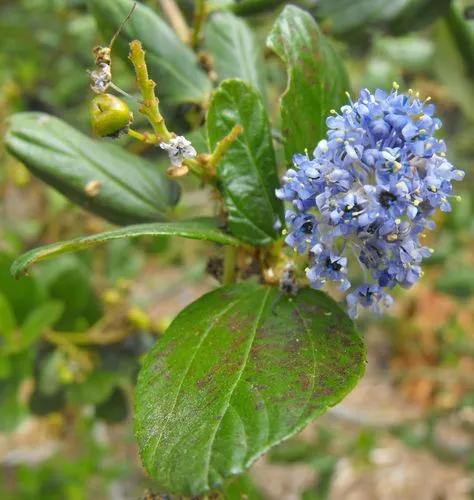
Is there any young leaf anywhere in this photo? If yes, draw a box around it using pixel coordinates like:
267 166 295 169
207 79 283 245
88 0 212 105
135 283 365 496
267 5 348 163
204 12 267 99
5 113 180 226
11 218 241 278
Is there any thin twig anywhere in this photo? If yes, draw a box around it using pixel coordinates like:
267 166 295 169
191 0 207 49
158 0 190 44
127 128 158 144
128 40 173 141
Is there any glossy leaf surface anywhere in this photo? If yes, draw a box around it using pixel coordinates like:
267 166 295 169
135 283 365 495
267 5 348 163
207 79 283 245
5 113 180 226
204 12 267 98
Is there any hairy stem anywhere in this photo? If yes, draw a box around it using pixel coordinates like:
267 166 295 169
128 40 173 141
127 128 158 144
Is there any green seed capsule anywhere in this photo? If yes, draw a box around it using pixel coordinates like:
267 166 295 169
90 93 133 137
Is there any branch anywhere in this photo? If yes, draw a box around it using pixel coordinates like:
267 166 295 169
128 40 173 141
158 0 190 44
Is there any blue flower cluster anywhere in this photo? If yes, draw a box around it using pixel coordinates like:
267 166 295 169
276 86 464 318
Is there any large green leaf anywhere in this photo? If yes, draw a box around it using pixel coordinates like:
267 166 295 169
207 79 283 245
5 113 180 226
11 218 241 278
88 0 211 105
267 5 348 163
204 12 267 99
135 283 365 495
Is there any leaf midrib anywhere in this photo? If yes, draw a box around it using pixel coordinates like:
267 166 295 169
148 298 242 474
11 125 164 214
219 87 279 239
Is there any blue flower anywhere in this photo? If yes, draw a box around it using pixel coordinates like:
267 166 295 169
276 86 464 318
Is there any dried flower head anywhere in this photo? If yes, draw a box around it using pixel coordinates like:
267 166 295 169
160 136 197 168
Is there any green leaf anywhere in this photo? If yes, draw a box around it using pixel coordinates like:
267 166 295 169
95 387 129 423
0 352 33 432
436 268 474 298
0 252 45 324
29 386 66 416
267 5 348 163
0 379 27 432
316 0 451 35
433 5 474 121
204 12 267 99
317 0 405 34
207 79 283 245
11 218 241 278
36 255 102 331
375 35 434 71
67 371 117 406
88 0 212 105
222 473 264 500
0 292 16 337
135 283 365 495
5 112 180 226
388 0 453 35
21 302 64 347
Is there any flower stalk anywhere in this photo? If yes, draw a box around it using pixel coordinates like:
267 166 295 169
128 40 173 142
207 124 243 175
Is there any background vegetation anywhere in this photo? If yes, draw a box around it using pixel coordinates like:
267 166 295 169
0 0 472 498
